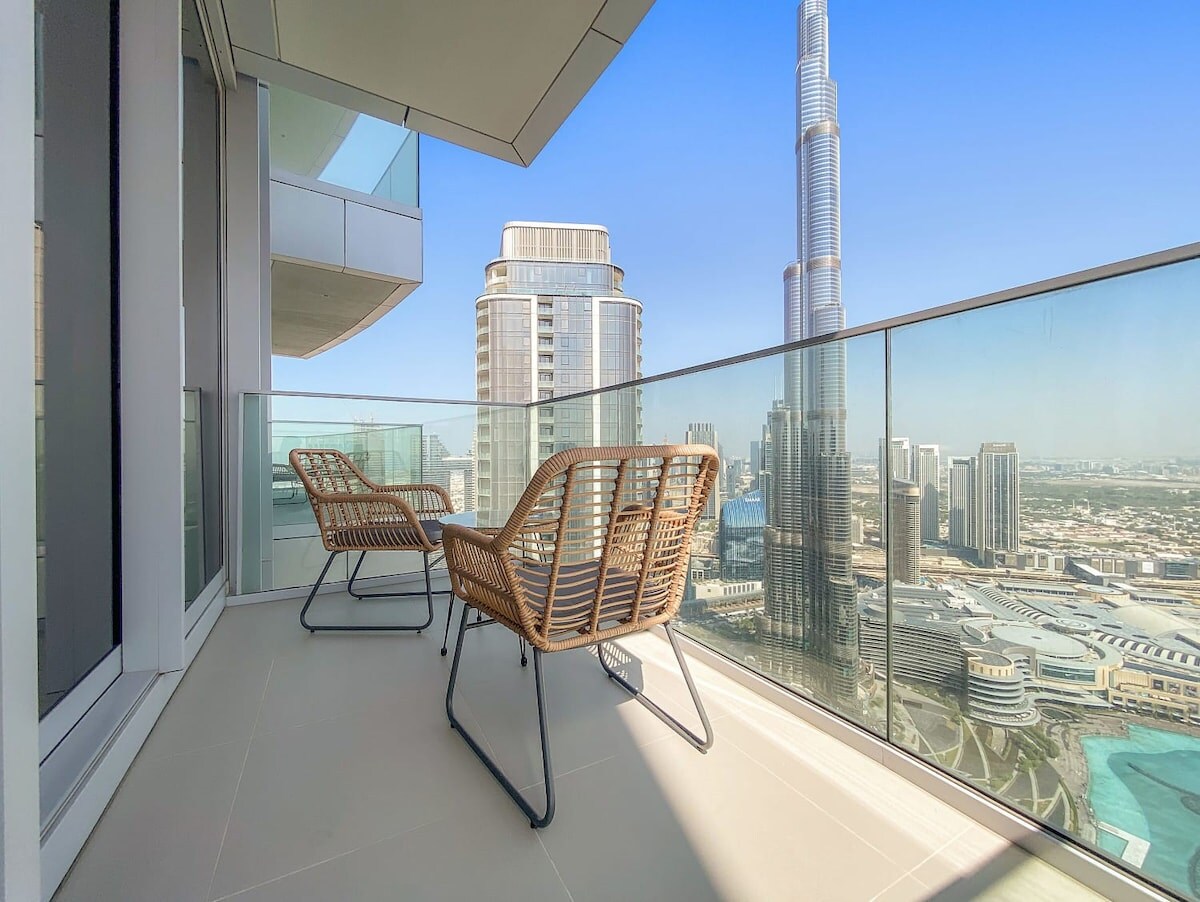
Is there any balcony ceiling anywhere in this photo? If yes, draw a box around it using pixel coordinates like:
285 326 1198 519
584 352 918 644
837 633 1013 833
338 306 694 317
217 0 654 165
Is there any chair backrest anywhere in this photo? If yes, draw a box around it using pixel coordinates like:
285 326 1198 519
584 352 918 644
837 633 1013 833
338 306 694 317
289 448 373 498
498 444 718 641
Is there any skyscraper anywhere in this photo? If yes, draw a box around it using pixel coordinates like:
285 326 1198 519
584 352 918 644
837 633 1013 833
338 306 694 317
474 222 642 523
889 480 922 584
761 0 858 710
947 455 978 550
719 490 766 581
911 443 940 543
422 433 476 514
977 442 1020 557
686 422 722 519
879 436 911 514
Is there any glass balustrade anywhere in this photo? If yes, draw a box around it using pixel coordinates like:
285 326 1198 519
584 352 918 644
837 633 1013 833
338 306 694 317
183 387 206 606
268 84 417 206
240 252 1200 900
239 393 524 594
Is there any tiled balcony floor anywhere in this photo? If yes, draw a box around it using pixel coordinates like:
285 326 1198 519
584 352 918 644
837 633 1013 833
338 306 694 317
56 590 1103 901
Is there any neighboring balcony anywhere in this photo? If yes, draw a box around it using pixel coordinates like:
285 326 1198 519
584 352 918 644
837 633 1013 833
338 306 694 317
269 169 422 359
268 85 423 359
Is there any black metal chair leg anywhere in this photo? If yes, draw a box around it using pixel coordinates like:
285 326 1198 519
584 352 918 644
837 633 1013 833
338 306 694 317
301 551 437 633
299 550 340 633
440 595 455 656
446 606 555 828
598 622 714 752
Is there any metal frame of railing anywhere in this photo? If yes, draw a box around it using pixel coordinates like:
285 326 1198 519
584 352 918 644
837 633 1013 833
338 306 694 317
250 241 1200 412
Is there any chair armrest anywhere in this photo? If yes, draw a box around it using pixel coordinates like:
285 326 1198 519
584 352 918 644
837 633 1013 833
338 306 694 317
442 523 518 605
374 483 454 517
311 491 423 533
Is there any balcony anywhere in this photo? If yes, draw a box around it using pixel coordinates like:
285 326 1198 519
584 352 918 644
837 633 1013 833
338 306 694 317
61 246 1200 900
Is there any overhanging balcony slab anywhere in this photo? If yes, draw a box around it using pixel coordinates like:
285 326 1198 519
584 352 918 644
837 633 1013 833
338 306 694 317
210 0 654 165
269 172 422 358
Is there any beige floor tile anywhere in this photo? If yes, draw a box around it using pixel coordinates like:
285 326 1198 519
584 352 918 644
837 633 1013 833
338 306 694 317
872 875 934 901
254 629 446 735
298 586 447 630
208 598 308 659
139 646 271 761
219 803 568 902
717 707 977 869
911 827 1102 900
54 740 248 902
536 734 907 902
208 696 500 899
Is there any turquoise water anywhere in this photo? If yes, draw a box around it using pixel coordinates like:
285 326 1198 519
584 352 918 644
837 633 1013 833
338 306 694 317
1083 724 1200 899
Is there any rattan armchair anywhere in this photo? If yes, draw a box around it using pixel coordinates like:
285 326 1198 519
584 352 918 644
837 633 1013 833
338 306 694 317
442 444 719 827
289 449 455 634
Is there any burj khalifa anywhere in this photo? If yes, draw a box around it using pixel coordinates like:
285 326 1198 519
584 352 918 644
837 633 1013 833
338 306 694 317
761 0 858 709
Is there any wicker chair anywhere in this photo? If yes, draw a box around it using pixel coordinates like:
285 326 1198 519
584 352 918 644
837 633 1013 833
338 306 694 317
442 444 719 827
289 449 455 635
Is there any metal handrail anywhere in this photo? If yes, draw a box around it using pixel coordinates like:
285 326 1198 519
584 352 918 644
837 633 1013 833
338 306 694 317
534 241 1200 407
246 241 1200 411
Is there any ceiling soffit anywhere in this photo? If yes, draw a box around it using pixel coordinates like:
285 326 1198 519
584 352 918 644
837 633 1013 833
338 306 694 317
218 0 654 165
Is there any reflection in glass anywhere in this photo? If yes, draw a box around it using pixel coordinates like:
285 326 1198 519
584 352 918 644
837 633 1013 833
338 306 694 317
182 0 223 606
540 333 887 734
268 84 417 205
36 0 120 716
888 260 1200 900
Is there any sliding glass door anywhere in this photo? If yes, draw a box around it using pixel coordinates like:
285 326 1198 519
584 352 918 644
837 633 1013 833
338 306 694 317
35 0 120 718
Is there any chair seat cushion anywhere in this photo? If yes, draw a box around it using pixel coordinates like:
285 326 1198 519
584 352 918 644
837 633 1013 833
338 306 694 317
326 518 443 550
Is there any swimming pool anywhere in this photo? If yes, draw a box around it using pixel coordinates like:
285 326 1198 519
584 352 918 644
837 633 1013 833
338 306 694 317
1083 724 1200 899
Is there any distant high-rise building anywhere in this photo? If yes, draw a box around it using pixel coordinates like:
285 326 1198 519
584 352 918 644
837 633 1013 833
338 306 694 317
474 222 641 523
879 436 911 514
947 455 978 550
762 0 858 710
889 480 922 584
719 490 766 581
911 443 940 543
977 442 1020 555
421 434 475 513
686 422 722 519
749 439 762 490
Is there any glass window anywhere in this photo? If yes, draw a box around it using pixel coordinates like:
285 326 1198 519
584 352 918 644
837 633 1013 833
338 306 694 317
36 0 120 716
182 0 223 606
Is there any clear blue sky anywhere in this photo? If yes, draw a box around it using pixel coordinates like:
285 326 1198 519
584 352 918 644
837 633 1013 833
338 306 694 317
273 0 1200 458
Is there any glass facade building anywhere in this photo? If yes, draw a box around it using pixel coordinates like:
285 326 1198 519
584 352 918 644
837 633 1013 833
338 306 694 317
718 490 766 581
475 222 642 524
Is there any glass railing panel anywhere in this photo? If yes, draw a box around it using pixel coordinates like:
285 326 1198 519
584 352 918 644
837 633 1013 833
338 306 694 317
268 84 417 204
183 387 205 606
887 257 1200 901
540 328 887 734
370 131 418 207
239 393 522 595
